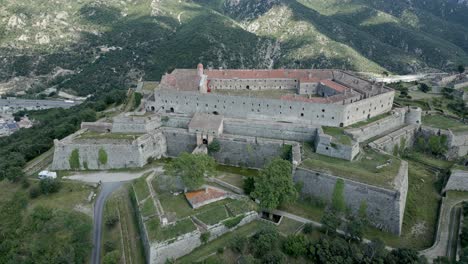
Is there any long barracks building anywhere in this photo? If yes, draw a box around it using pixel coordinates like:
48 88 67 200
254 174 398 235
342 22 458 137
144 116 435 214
146 64 395 127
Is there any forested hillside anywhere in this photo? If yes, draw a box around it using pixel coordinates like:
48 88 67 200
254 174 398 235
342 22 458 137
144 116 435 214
1 0 467 96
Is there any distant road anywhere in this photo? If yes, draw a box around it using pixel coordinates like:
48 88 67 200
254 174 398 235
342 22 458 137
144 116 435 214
0 98 81 113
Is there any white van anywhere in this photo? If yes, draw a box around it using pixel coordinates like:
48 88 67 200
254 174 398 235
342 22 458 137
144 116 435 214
38 170 57 180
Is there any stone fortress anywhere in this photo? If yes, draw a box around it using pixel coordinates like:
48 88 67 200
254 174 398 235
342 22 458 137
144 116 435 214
53 64 468 244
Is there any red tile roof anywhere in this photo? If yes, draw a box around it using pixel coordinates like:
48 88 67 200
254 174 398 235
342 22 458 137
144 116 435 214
185 187 227 207
320 80 348 93
205 69 334 80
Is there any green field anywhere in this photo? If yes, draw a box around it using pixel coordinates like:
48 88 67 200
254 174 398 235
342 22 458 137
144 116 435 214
301 146 401 188
277 217 304 235
196 205 229 226
322 127 352 145
348 112 391 128
76 131 144 141
147 218 197 242
422 115 468 132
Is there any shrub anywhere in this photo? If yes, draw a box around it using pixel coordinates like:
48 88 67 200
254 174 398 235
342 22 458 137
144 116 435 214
104 241 116 253
303 223 314 234
228 234 247 253
102 250 120 264
105 214 119 228
99 148 108 165
222 214 244 228
69 149 80 169
243 177 255 195
200 232 210 244
217 247 224 254
21 178 30 189
332 179 345 213
29 186 41 198
207 139 221 154
39 179 61 195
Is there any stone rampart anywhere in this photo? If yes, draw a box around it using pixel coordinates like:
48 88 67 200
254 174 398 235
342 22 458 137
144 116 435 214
162 114 318 142
51 131 166 170
369 124 418 154
345 108 406 142
419 126 468 159
315 128 359 160
112 115 161 133
293 161 408 235
162 127 295 169
80 122 112 132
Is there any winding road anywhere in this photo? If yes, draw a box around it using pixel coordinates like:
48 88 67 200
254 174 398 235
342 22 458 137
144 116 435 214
91 182 124 264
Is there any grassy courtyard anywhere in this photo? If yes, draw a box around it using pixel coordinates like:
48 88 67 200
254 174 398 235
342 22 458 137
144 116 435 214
322 126 352 145
422 114 468 132
301 146 401 189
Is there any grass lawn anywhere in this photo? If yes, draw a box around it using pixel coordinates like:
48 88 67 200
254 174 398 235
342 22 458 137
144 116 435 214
158 192 194 218
405 151 455 170
348 112 391 128
394 97 430 110
422 115 468 132
76 131 144 141
132 174 151 202
322 126 352 145
177 221 269 263
279 198 325 223
140 198 157 217
147 218 197 242
216 164 259 178
301 146 401 188
226 199 257 216
364 161 442 250
196 205 229 226
277 217 304 235
217 173 245 189
142 81 159 91
30 180 94 212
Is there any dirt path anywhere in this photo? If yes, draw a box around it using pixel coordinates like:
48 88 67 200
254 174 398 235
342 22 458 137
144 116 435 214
64 167 163 183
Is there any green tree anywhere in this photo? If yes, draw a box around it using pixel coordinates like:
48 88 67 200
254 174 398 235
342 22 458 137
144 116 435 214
207 139 221 154
5 166 25 182
103 250 121 264
428 135 448 156
385 248 428 264
283 234 308 257
251 158 297 210
321 209 340 235
39 178 62 195
332 179 346 213
243 176 255 195
250 225 280 257
419 83 431 93
164 153 216 191
346 217 364 241
228 234 247 253
458 64 466 74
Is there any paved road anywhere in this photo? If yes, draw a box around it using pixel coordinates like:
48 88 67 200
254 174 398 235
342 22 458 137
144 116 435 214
447 205 462 262
91 182 124 264
64 167 162 183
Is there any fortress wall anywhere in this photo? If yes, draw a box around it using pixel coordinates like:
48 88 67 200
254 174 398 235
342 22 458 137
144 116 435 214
315 131 359 160
162 128 197 157
212 135 290 169
152 90 346 127
162 128 291 169
293 163 408 235
345 109 406 142
51 132 166 170
369 125 418 154
343 91 395 127
112 116 161 133
80 122 112 132
161 114 318 142
52 140 143 170
222 119 317 142
209 78 298 90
